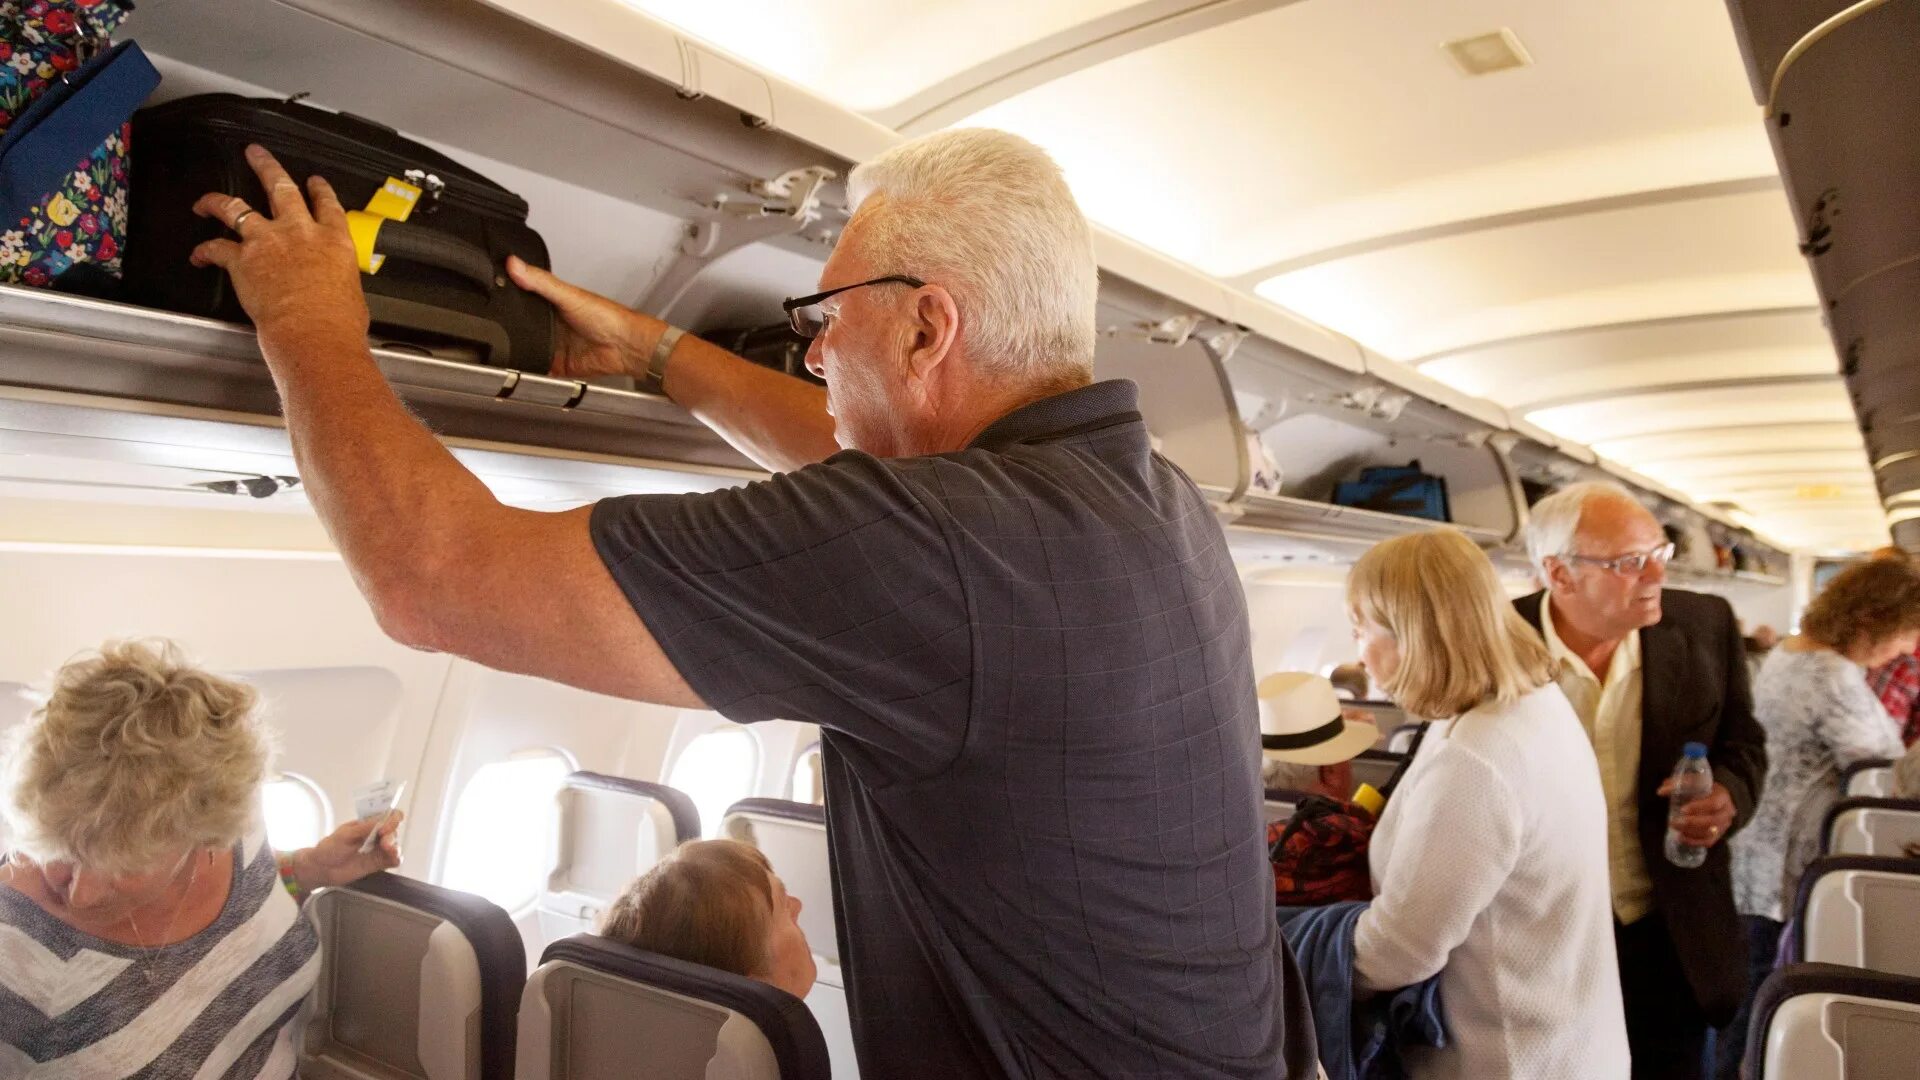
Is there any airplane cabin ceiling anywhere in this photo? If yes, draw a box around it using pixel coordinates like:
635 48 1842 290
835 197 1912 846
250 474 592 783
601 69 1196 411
617 0 1883 549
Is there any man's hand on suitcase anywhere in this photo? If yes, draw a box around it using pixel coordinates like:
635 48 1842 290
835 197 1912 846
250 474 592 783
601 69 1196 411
507 256 660 382
189 144 370 354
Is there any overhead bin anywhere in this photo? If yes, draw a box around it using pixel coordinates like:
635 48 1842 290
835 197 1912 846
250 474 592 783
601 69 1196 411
1743 0 1919 312
0 0 1800 570
0 287 762 509
1724 0 1918 548
1722 1 1866 99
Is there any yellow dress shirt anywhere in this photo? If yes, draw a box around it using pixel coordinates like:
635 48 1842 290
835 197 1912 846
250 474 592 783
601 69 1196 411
1543 597 1654 925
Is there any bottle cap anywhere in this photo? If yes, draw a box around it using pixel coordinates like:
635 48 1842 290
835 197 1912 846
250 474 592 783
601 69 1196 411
1351 783 1386 818
1683 742 1708 759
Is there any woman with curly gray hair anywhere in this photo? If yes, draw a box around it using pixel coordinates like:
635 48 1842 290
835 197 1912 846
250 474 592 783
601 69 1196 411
0 640 402 1078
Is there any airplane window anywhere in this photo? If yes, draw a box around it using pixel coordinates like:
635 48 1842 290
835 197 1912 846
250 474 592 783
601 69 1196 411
790 742 824 805
440 749 574 912
669 727 760 837
262 772 331 852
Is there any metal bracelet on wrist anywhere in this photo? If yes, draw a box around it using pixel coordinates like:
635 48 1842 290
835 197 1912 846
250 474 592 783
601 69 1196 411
640 325 684 396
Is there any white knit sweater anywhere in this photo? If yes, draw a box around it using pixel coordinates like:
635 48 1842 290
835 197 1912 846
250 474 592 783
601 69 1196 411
1354 684 1630 1080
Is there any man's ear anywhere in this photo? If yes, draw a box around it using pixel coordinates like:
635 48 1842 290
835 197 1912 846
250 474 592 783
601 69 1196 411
1542 557 1575 594
904 284 961 389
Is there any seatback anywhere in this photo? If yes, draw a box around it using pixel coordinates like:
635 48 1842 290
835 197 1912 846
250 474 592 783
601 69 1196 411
1845 759 1895 799
1263 789 1304 825
718 798 860 1078
1823 797 1920 857
1351 749 1409 795
1795 857 1920 978
1746 963 1920 1080
720 799 836 968
516 934 831 1080
538 772 700 950
302 872 526 1080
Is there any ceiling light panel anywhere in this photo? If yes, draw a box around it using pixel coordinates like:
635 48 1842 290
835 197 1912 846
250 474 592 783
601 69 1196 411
1527 382 1856 447
621 0 1145 111
1255 189 1814 360
959 0 1769 276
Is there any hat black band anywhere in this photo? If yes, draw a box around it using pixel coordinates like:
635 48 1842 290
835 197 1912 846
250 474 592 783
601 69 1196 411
1261 715 1346 751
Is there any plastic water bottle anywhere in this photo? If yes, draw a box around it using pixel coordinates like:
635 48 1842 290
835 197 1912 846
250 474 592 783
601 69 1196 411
1665 742 1713 869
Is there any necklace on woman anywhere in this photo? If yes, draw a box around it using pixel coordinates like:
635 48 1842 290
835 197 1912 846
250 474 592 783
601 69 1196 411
122 853 202 985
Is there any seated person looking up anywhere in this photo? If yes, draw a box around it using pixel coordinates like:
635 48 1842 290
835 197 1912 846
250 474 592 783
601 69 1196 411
599 839 816 1000
0 640 402 1079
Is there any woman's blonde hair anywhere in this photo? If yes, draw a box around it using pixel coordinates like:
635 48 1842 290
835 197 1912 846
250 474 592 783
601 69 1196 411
1349 529 1556 719
2 640 269 876
599 839 776 978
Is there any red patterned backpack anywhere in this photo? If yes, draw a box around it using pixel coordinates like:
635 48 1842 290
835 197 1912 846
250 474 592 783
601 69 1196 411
1267 794 1376 906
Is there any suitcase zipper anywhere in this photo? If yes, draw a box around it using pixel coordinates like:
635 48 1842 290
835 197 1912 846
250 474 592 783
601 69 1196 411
190 115 527 219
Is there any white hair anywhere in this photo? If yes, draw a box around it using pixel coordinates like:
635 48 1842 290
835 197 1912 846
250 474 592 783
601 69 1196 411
847 128 1099 386
1525 481 1649 577
2 640 271 875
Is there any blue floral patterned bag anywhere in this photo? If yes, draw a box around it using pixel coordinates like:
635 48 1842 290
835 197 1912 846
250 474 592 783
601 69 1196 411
0 0 157 290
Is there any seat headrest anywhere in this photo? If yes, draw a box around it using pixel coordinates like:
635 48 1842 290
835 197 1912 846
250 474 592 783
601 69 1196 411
539 934 831 1080
1842 758 1896 782
724 798 826 826
1820 796 1920 854
345 872 527 1080
1792 854 1920 961
1744 963 1920 1079
568 771 702 842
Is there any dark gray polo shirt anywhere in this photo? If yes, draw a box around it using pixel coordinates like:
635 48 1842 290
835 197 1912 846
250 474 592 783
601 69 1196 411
590 380 1315 1079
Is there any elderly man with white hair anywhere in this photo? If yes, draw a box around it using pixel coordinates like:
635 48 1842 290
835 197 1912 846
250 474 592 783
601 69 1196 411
184 131 1316 1078
1513 482 1767 1080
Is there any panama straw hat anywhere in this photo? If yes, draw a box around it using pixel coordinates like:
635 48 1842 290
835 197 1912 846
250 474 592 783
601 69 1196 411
1257 671 1379 766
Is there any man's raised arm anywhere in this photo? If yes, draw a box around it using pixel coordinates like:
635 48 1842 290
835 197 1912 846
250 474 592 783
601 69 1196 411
506 260 841 474
190 146 702 706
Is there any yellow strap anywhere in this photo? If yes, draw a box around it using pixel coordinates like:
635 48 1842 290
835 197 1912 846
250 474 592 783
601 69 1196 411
345 210 386 274
364 177 422 223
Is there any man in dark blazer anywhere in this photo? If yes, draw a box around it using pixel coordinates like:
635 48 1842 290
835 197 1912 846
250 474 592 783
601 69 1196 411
1517 482 1767 1080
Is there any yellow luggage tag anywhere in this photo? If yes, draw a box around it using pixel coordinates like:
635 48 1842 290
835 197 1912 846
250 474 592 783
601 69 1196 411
346 176 423 274
1351 782 1386 818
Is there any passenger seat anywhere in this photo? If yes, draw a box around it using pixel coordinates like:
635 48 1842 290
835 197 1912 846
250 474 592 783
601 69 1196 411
1263 790 1304 824
517 933 832 1080
1844 759 1896 799
720 799 836 967
1821 796 1920 858
537 772 701 953
302 872 526 1080
1794 856 1920 978
720 798 858 1079
1742 963 1920 1079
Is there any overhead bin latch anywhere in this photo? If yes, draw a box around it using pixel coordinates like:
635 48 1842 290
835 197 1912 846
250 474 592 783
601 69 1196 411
1333 385 1412 422
638 166 838 322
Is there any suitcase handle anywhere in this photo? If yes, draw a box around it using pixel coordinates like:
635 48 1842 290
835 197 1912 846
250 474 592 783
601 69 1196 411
372 220 498 293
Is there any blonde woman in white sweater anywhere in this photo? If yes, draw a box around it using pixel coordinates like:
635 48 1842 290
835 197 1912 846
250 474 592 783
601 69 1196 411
1348 529 1629 1080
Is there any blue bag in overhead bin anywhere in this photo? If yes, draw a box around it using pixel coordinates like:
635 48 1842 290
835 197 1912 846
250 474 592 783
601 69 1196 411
1332 460 1452 522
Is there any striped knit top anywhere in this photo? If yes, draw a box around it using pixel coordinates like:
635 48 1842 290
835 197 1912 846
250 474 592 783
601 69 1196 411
0 830 320 1079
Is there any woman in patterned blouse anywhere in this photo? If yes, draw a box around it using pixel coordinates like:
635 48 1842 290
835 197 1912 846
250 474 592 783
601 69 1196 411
0 640 402 1079
1722 557 1920 1074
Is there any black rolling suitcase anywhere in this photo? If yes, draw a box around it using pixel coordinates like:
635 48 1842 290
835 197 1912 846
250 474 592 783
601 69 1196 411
124 94 554 372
